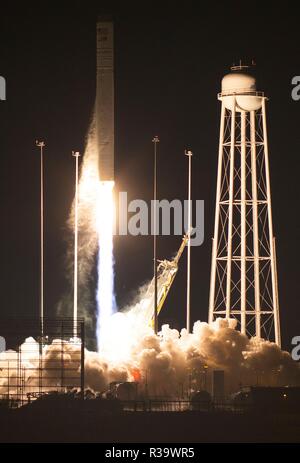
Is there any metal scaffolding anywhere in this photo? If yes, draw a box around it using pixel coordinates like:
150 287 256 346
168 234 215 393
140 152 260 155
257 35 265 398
0 318 85 407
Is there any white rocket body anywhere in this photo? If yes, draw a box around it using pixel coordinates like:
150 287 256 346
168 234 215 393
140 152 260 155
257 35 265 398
96 20 114 182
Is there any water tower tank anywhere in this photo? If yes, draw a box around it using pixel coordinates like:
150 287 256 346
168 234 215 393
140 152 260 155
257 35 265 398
219 68 263 111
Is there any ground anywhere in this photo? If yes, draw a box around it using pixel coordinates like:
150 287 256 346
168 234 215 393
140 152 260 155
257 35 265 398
1 404 300 443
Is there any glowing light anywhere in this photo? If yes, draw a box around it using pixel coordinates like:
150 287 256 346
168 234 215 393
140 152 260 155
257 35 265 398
131 368 142 382
96 181 116 351
100 312 133 362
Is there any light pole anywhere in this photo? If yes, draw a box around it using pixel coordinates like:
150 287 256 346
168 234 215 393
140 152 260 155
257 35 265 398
36 140 45 339
152 136 159 334
72 151 80 339
185 149 193 333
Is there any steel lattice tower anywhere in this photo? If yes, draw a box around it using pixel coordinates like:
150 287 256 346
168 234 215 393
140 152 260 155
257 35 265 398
208 65 281 346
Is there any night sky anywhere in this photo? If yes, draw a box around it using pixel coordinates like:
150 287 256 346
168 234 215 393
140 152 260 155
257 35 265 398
0 1 299 350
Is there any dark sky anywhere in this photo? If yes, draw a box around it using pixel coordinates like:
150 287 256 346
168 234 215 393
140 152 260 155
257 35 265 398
0 1 299 350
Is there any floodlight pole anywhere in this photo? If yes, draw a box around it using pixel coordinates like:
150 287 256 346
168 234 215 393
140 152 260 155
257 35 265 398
185 149 193 333
72 151 80 339
152 136 159 334
36 140 45 340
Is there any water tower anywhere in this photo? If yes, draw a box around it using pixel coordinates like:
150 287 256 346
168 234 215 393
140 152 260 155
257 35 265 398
208 64 281 346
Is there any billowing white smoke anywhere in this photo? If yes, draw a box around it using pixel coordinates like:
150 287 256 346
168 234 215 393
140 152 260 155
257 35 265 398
92 312 300 396
1 314 299 399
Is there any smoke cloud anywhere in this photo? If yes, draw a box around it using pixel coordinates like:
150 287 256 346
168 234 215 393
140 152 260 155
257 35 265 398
1 312 299 400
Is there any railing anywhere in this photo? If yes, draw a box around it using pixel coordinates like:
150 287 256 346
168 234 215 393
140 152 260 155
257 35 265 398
218 90 265 98
121 400 251 413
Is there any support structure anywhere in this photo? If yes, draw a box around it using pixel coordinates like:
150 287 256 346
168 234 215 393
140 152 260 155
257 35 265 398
208 65 281 346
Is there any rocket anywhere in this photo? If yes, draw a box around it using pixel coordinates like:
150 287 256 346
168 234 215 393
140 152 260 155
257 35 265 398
96 18 114 182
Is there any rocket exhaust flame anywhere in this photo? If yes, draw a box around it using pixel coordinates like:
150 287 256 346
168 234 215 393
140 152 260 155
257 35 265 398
96 181 116 351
